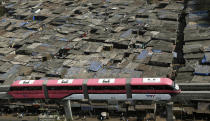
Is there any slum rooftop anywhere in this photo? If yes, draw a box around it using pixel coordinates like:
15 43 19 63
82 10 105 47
0 0 209 85
175 0 210 83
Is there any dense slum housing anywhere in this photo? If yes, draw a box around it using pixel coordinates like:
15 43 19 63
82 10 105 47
175 0 210 83
0 0 210 120
0 0 183 85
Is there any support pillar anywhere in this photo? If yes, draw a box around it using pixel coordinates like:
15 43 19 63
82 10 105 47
166 102 173 121
154 102 156 121
64 100 73 121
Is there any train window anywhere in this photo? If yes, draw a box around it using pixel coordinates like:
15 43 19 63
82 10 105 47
10 86 42 91
131 85 148 90
47 86 82 90
88 86 125 90
131 85 173 90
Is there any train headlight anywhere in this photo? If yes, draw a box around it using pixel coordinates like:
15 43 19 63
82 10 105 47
175 84 179 90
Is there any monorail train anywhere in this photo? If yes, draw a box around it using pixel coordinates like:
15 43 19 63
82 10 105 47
8 78 180 101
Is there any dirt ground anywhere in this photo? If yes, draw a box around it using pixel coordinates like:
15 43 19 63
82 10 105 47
0 115 38 121
0 115 167 121
0 115 207 121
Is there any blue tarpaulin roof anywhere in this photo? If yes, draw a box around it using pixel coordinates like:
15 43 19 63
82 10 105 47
202 53 210 64
19 22 28 27
152 49 162 53
1 19 6 22
58 38 68 42
0 65 21 80
89 61 102 72
120 29 132 38
5 4 15 8
189 10 209 19
194 65 210 76
202 55 207 64
136 50 148 60
65 67 82 78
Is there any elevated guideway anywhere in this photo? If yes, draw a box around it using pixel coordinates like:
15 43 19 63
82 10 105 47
173 91 210 101
173 83 210 101
0 85 12 99
178 83 210 91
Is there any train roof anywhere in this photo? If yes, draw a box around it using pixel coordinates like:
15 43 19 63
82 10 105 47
11 80 44 87
131 78 173 86
87 78 126 86
47 79 84 86
10 78 173 87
